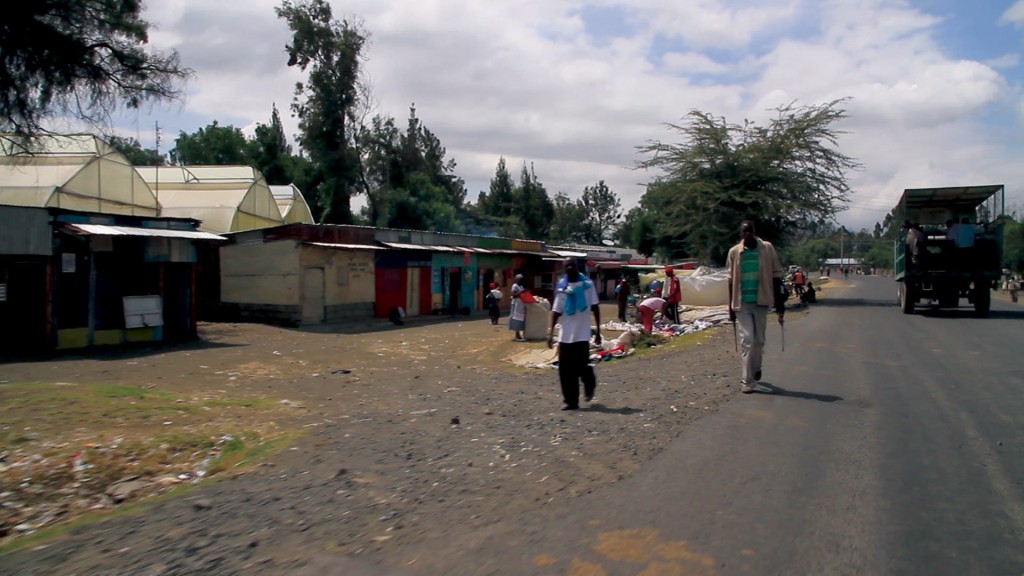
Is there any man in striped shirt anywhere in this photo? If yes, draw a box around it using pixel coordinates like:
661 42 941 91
726 220 786 394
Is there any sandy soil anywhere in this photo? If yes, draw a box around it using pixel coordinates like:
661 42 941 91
0 303 755 575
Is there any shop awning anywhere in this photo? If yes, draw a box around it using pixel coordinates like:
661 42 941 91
64 223 226 240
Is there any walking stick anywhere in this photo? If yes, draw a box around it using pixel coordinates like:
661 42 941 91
781 322 785 352
732 320 738 353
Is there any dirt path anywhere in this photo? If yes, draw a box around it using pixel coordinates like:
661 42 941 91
1 305 743 575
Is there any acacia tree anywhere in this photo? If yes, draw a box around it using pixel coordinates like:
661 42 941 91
277 0 366 224
579 180 623 244
1 0 191 146
636 99 860 263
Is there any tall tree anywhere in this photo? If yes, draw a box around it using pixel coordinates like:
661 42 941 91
1 0 191 146
108 135 164 165
477 157 516 218
169 121 250 165
476 157 519 236
548 192 588 244
515 162 554 241
579 180 623 244
249 104 293 185
618 206 658 256
277 0 366 224
1003 216 1024 273
354 106 465 232
636 99 860 263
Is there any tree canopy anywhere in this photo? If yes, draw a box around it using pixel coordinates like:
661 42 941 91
108 135 164 166
355 106 466 232
635 99 860 264
1 0 191 145
579 180 623 244
548 192 588 244
248 104 293 185
169 121 250 165
277 0 366 224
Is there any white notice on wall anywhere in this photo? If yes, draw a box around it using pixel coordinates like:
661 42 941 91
0 283 6 302
123 295 164 328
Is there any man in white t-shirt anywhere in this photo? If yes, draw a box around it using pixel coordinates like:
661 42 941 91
547 260 602 410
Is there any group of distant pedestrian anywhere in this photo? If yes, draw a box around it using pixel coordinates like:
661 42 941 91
482 218 797 409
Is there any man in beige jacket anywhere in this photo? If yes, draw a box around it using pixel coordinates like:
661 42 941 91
726 220 786 393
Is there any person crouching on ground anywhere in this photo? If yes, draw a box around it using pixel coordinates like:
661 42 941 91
509 274 527 341
486 282 502 325
547 260 602 411
800 281 817 304
726 220 786 394
637 295 667 333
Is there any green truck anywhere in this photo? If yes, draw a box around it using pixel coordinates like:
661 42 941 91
893 185 1005 316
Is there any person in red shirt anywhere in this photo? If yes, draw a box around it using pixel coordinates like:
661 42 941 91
792 268 806 295
664 266 682 324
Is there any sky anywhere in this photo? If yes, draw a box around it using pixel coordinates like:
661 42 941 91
115 0 1024 232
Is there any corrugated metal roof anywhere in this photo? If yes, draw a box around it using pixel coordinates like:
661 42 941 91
379 241 459 252
899 185 1003 212
65 223 226 240
305 241 381 251
548 249 588 257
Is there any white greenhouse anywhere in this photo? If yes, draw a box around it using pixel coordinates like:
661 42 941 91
0 134 158 216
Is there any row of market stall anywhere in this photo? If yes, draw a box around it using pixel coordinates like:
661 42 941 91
0 133 650 352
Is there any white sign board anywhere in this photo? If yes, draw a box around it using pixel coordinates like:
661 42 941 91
123 295 163 328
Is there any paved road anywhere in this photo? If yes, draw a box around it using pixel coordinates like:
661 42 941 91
362 276 1024 575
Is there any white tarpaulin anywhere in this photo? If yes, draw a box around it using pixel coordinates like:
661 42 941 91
679 266 729 306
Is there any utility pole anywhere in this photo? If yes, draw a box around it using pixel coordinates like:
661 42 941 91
154 121 161 212
839 225 845 268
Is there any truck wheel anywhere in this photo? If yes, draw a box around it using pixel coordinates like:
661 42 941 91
973 285 990 317
899 282 915 314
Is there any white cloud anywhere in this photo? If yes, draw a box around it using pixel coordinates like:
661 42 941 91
1001 0 1024 27
128 0 1023 233
662 52 728 74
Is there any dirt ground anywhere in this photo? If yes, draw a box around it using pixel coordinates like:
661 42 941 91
0 297 800 575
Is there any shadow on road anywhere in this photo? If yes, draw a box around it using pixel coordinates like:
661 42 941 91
814 297 897 308
911 307 1024 320
756 382 844 403
0 337 243 366
585 403 644 415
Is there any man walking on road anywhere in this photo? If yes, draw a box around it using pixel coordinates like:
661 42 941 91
726 220 786 394
548 260 602 410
